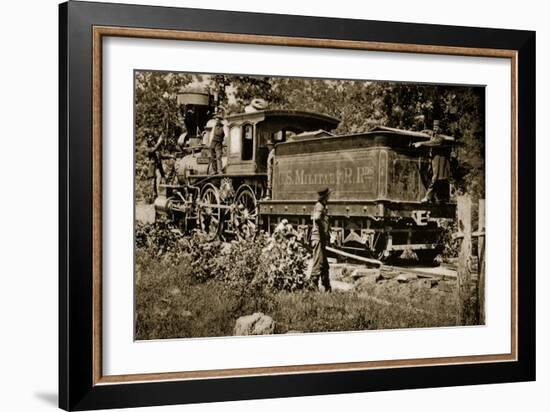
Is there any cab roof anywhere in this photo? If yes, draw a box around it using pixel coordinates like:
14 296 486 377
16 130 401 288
225 109 340 131
371 126 456 143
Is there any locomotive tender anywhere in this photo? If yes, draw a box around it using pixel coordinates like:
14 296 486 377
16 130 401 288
154 92 455 264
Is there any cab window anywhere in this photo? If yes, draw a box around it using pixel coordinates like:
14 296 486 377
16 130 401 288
229 127 241 154
242 124 254 161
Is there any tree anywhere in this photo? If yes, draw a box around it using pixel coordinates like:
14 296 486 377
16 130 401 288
134 71 193 200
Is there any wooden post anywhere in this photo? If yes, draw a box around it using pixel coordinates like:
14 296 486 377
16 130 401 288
477 199 486 324
457 195 472 325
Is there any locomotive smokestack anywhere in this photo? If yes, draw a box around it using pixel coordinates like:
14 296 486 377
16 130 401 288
176 86 215 138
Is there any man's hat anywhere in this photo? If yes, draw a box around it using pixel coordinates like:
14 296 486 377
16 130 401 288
317 187 331 199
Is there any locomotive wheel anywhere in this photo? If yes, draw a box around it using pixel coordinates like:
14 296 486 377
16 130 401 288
198 184 222 241
233 186 258 240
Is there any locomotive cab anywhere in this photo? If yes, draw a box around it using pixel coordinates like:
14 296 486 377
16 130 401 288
224 110 340 174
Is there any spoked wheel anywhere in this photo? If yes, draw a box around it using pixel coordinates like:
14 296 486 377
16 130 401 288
233 186 258 240
198 184 222 241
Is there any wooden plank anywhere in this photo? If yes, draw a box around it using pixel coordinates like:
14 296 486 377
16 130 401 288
326 246 381 267
381 264 457 280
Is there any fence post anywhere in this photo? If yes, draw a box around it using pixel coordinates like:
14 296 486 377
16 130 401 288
477 199 486 324
457 195 472 325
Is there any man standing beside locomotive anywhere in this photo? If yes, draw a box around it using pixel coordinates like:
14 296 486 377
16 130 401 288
310 187 332 292
210 116 225 174
146 133 165 202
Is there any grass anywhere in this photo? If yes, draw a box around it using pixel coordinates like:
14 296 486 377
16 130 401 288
135 249 460 340
135 250 276 339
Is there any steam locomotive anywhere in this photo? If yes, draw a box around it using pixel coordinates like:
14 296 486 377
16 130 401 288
153 88 456 264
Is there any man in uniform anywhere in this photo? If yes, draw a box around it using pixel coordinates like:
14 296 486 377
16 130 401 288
210 116 225 174
414 120 452 203
310 187 332 292
176 124 189 150
146 133 165 201
265 140 275 199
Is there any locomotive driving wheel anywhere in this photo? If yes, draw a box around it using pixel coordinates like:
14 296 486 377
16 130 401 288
198 184 222 241
233 185 258 241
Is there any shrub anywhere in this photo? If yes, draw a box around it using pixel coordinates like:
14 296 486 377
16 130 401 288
437 218 459 259
136 219 313 293
135 217 188 261
257 221 313 292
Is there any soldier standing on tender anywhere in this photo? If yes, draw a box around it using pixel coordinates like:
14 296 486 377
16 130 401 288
414 120 452 203
310 187 332 292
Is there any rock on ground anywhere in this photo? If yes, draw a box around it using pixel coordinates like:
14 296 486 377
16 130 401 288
328 264 350 280
330 280 355 292
234 313 275 336
354 274 383 290
350 268 381 281
418 278 439 289
396 273 418 283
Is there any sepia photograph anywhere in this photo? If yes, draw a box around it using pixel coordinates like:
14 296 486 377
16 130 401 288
134 71 486 340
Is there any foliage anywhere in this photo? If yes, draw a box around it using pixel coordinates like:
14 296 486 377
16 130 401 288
135 218 188 262
257 220 313 292
135 219 312 293
135 251 241 339
437 218 460 259
134 71 194 201
273 281 457 334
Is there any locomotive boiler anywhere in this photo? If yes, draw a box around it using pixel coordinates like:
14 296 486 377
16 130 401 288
154 93 455 264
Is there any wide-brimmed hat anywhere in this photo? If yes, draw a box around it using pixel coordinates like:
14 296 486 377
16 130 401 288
317 187 331 199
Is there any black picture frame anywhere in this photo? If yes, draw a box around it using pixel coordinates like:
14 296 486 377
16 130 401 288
59 1 536 410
